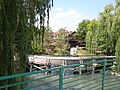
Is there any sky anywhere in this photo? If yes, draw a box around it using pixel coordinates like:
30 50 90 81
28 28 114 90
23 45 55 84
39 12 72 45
49 0 115 32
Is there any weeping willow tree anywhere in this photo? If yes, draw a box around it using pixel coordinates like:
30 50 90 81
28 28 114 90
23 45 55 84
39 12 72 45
84 2 119 56
96 4 114 54
0 0 53 89
114 0 120 71
85 1 120 55
0 1 18 89
86 19 99 54
76 0 120 70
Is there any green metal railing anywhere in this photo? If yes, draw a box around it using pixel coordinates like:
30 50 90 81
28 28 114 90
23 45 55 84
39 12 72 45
0 60 120 90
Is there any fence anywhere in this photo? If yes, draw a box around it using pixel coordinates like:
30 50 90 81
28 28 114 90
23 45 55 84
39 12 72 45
0 60 120 90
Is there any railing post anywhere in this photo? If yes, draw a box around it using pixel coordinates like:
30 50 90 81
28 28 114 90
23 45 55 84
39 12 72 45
102 59 106 90
30 62 33 72
59 67 63 90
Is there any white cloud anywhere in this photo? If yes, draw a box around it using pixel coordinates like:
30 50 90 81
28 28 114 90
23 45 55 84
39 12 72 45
49 8 98 32
34 7 98 32
55 8 63 12
53 8 83 19
73 13 84 19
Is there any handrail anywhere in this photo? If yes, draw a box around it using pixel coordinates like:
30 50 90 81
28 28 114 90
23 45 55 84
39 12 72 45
0 59 119 90
0 60 112 80
0 68 59 80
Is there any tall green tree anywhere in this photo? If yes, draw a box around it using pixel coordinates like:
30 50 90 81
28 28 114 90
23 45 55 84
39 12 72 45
0 1 18 89
98 4 114 54
86 19 99 54
76 20 90 42
114 0 120 71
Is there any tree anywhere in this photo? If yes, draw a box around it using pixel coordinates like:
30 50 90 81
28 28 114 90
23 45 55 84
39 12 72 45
86 19 99 54
76 20 90 41
98 4 114 54
0 1 18 89
54 28 69 55
76 1 120 58
115 36 120 71
114 0 120 71
43 27 54 54
0 0 53 89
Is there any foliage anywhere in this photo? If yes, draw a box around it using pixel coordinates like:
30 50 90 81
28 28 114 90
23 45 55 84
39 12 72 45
86 19 99 54
115 36 120 71
98 4 114 54
43 27 55 54
114 0 120 71
0 0 53 89
53 28 70 55
76 0 120 68
76 20 90 41
76 1 119 55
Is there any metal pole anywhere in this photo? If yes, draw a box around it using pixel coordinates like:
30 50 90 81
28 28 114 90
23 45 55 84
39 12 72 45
30 63 33 72
79 60 83 74
59 67 63 90
102 59 106 90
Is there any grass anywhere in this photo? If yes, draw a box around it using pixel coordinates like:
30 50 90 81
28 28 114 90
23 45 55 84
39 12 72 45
75 47 96 56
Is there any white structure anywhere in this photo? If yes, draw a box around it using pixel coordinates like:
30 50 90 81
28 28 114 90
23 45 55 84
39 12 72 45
27 55 116 66
70 47 77 55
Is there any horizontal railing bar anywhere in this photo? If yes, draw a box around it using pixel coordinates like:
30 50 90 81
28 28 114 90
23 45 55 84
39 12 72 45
98 83 120 90
105 76 120 80
105 80 120 85
64 80 83 89
63 74 85 80
62 60 114 69
44 78 59 83
63 73 101 82
63 72 102 80
63 74 80 79
0 60 114 81
0 68 60 81
88 83 101 90
104 82 120 88
63 75 101 85
68 69 102 75
44 84 59 90
22 79 59 90
0 74 58 89
85 80 101 87
64 77 87 85
108 86 120 90
64 76 101 89
75 81 101 90
74 79 101 90
1 59 118 90
105 85 120 90
105 79 120 82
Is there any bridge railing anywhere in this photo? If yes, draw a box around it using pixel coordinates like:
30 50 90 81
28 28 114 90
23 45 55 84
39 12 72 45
0 60 120 90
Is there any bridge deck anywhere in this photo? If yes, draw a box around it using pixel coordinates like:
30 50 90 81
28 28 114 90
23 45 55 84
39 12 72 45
28 55 116 65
